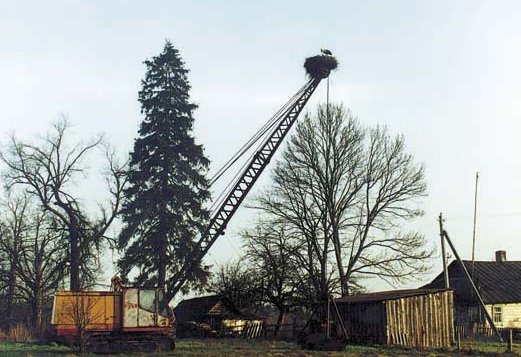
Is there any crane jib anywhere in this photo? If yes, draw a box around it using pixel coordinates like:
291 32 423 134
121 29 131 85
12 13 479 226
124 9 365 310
163 76 323 304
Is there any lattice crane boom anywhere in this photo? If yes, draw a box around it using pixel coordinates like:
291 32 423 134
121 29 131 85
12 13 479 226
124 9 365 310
164 75 325 303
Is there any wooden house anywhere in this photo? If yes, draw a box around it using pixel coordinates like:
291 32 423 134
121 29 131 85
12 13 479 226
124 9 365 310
423 251 521 332
334 288 454 348
174 295 263 337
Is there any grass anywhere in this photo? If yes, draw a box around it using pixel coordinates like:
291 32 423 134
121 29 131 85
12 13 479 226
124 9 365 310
1 339 520 356
0 341 72 356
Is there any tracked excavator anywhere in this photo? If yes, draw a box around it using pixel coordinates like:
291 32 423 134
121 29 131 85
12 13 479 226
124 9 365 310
50 53 336 352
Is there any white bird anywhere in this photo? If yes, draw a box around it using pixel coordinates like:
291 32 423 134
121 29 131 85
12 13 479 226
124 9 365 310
321 49 332 56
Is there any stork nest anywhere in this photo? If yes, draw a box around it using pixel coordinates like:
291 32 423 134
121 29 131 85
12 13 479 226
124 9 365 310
304 55 338 79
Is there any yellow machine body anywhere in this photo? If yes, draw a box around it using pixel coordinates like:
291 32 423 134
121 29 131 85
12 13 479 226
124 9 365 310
51 287 172 336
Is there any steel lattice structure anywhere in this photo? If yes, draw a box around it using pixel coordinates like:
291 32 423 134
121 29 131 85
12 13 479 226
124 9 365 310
164 76 323 302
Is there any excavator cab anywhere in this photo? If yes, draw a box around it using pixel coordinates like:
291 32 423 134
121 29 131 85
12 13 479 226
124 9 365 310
121 288 171 328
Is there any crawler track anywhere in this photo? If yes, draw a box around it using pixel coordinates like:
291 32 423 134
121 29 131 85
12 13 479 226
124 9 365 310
86 332 175 353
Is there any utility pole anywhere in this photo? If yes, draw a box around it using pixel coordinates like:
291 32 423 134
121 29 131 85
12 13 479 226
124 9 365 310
442 229 503 342
471 172 479 276
438 213 449 288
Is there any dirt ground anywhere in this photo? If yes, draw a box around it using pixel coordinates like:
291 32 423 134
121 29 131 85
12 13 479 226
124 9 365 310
0 339 520 356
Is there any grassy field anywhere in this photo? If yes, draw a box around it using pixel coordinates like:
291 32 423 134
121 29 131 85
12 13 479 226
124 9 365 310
1 339 520 356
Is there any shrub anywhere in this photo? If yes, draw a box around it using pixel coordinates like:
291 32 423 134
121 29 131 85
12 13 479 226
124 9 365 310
177 321 217 338
0 329 8 342
8 324 31 342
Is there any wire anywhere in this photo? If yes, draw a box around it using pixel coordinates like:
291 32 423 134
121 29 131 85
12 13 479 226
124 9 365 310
208 80 313 214
209 85 305 185
208 80 311 186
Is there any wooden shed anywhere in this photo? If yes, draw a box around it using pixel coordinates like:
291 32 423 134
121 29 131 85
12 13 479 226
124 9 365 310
334 288 454 348
175 295 243 326
174 295 263 337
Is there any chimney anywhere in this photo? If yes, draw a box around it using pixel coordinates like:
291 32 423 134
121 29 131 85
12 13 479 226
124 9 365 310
495 250 507 262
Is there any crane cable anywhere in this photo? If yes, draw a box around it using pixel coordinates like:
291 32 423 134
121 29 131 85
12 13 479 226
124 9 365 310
208 80 311 187
208 79 313 214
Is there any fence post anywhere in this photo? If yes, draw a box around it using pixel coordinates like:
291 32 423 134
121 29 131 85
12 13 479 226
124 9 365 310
457 331 461 351
508 329 513 353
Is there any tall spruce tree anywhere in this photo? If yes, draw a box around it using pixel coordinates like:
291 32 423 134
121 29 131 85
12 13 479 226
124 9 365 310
118 40 211 292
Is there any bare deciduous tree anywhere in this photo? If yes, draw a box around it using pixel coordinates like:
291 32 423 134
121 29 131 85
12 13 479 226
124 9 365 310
340 125 431 292
0 194 68 335
62 293 102 353
254 104 431 303
0 194 28 331
208 260 262 311
0 119 127 291
17 212 68 336
242 221 301 336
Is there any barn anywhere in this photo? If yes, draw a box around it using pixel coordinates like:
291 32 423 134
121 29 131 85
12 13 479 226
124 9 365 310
423 251 521 333
334 288 454 348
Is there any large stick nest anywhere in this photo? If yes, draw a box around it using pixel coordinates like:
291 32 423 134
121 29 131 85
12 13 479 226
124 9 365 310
304 55 338 79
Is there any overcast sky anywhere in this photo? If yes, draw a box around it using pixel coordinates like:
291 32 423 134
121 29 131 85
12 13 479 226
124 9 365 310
1 0 521 291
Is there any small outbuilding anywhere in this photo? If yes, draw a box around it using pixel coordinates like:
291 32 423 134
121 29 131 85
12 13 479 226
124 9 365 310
334 288 454 348
174 295 263 337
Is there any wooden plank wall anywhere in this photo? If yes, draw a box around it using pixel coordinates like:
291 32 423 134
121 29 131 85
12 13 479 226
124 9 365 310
336 302 387 344
385 291 454 348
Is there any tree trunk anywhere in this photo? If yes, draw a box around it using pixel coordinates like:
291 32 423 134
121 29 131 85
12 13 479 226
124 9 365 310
157 223 167 289
79 328 87 354
33 236 43 337
274 307 287 337
30 293 43 338
158 258 166 289
319 252 328 322
70 226 80 291
331 223 348 296
5 263 16 331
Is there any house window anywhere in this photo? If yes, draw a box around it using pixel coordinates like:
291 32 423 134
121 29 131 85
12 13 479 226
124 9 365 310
493 306 502 323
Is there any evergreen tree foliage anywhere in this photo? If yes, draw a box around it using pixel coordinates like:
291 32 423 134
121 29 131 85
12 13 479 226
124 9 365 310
118 40 211 291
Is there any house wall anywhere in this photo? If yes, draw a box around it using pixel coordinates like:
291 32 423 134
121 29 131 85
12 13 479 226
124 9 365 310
209 301 225 315
454 304 481 328
222 319 263 333
486 303 521 328
454 302 521 331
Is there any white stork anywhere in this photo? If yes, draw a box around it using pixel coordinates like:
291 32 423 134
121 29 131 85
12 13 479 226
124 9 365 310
321 49 332 56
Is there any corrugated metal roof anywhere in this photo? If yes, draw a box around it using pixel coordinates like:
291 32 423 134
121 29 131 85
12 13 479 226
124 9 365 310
335 288 449 304
423 260 521 304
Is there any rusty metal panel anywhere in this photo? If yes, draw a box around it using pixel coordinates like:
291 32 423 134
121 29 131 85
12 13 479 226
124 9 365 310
124 288 139 327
